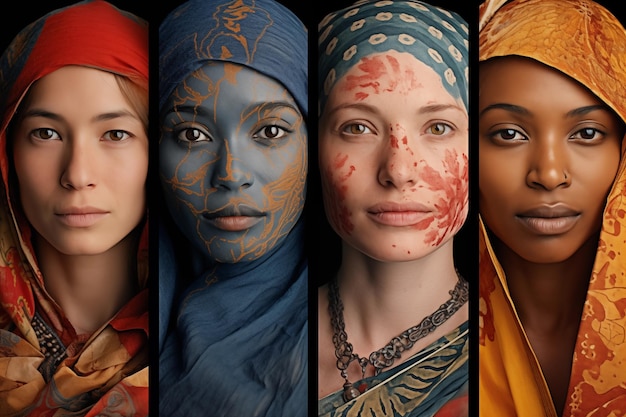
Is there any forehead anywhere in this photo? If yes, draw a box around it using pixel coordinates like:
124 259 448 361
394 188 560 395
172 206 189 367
328 50 459 107
479 56 599 105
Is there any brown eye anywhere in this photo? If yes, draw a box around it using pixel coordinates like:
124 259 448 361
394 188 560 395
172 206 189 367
343 123 371 135
254 125 287 140
574 128 600 140
495 128 524 141
105 130 130 141
178 128 210 142
33 128 59 140
428 122 450 135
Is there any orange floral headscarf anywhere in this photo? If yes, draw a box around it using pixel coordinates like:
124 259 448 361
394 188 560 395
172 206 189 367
479 0 626 415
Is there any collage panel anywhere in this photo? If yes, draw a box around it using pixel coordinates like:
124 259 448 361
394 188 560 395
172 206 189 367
2 0 626 416
156 0 309 415
477 0 626 415
313 0 473 416
0 1 150 415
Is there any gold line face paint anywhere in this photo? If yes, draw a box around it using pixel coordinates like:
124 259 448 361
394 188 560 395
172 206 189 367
160 62 307 263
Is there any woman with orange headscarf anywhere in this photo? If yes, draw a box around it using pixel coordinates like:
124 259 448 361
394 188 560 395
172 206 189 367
0 1 149 415
479 0 626 415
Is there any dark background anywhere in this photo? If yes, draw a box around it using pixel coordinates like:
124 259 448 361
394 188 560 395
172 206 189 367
1 1 624 416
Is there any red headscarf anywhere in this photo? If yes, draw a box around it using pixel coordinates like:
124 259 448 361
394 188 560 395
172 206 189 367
0 1 149 416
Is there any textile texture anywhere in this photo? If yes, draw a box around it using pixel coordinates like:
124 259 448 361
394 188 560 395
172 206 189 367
479 0 626 415
0 1 149 416
317 0 468 115
318 323 469 417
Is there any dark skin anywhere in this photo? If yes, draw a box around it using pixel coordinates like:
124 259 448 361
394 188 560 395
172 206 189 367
479 57 623 415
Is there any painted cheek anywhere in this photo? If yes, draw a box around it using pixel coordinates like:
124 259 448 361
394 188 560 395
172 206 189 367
323 152 356 236
264 138 307 235
420 149 469 246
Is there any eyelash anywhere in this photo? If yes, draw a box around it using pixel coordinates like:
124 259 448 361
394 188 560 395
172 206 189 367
339 122 455 137
490 127 604 142
175 124 291 144
30 128 132 142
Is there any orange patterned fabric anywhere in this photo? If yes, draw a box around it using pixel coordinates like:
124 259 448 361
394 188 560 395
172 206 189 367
479 0 626 415
0 1 149 416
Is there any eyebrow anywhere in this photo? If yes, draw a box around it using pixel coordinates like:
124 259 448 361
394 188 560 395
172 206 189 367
565 104 611 117
21 108 139 123
479 103 530 118
418 103 466 115
480 103 612 119
326 102 465 118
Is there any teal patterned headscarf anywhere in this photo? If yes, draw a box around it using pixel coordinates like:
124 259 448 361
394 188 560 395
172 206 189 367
318 0 468 115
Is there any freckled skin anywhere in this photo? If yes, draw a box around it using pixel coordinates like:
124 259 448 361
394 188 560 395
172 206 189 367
160 62 307 263
319 51 468 262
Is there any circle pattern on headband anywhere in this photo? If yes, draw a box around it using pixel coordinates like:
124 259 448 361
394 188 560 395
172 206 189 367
318 0 468 116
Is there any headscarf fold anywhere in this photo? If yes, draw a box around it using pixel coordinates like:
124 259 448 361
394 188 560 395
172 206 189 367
158 0 308 415
479 0 626 415
317 0 469 115
159 0 307 117
0 1 149 415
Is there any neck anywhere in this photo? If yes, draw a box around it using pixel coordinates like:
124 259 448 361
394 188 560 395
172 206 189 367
336 238 465 354
492 233 595 334
36 232 139 335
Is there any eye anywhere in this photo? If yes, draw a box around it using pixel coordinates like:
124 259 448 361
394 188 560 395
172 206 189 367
177 127 211 143
426 122 452 136
32 128 60 141
254 125 287 140
571 127 602 141
492 128 526 141
104 130 131 142
342 123 372 135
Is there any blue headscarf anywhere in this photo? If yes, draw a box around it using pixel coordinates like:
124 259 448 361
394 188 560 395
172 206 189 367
318 0 468 115
159 0 307 116
158 1 308 416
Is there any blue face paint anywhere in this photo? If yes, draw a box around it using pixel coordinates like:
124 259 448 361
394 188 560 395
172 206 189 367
160 62 307 263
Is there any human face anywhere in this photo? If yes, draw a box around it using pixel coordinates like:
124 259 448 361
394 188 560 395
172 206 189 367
479 57 622 263
319 51 468 262
12 66 148 256
160 62 307 263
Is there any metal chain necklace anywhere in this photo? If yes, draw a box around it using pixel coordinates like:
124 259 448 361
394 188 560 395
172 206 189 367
328 273 469 403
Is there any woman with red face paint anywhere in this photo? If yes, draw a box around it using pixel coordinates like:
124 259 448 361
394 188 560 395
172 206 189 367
479 0 626 415
316 1 470 416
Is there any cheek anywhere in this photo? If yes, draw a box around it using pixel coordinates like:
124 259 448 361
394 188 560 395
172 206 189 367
422 149 469 246
320 148 357 236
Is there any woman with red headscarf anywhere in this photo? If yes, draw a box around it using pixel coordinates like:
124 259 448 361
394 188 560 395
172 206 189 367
0 1 149 415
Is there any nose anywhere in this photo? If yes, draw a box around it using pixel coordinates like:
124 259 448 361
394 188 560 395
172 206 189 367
209 139 253 190
60 139 96 190
526 136 571 191
377 132 418 190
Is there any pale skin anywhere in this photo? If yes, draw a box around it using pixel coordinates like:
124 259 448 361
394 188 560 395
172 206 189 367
317 51 468 399
479 57 623 415
11 66 148 335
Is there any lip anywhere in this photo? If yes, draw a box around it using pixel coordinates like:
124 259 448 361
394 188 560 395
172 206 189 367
203 205 265 232
516 203 581 235
368 202 433 227
55 207 110 228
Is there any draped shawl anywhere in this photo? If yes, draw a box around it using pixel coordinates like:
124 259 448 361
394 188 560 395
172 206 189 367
0 1 149 416
478 0 626 415
158 0 308 415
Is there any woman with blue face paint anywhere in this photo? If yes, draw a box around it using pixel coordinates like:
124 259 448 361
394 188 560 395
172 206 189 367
317 1 470 416
158 0 308 415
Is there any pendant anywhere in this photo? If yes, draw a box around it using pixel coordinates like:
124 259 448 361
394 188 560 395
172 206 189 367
342 381 361 402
